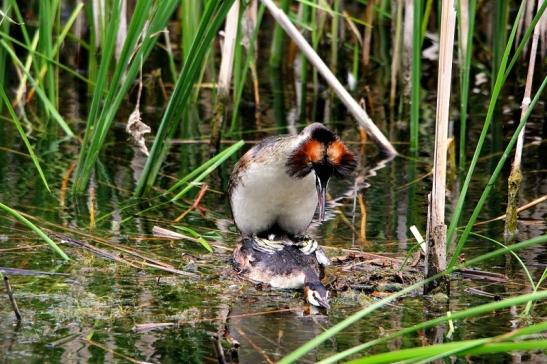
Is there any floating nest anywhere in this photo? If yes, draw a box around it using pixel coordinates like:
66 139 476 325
323 249 423 299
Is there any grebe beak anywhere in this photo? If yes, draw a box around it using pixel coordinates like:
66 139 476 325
315 175 327 221
316 295 330 309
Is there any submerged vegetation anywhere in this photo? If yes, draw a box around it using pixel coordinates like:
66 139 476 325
0 0 546 362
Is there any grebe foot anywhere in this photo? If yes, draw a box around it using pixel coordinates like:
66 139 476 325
252 235 285 254
295 237 318 255
315 247 331 267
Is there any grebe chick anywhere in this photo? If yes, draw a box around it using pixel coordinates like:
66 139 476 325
233 237 330 309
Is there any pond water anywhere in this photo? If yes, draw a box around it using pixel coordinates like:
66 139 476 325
1 28 546 364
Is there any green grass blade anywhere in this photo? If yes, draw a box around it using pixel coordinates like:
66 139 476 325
320 292 547 364
349 339 547 364
38 0 56 106
269 0 289 67
74 0 178 193
73 0 122 191
0 1 12 114
0 85 50 192
278 234 547 364
449 75 547 267
135 0 236 195
458 0 476 168
170 141 244 201
0 40 74 137
348 322 547 364
0 202 69 261
446 0 527 246
175 226 213 252
166 141 244 195
0 30 92 86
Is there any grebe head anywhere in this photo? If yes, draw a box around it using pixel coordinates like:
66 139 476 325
287 123 356 221
304 281 330 309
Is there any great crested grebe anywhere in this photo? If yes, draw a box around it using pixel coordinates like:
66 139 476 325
233 237 330 308
228 123 356 245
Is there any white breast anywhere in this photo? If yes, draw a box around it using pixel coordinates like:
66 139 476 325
230 160 318 236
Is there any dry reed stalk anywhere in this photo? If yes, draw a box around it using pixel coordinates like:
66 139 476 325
88 173 96 229
59 161 77 209
402 0 413 97
425 0 456 293
260 0 397 155
390 0 403 109
504 0 542 241
92 0 105 47
210 0 240 153
358 193 367 243
541 4 547 58
115 0 127 60
517 0 536 52
13 33 39 108
459 0 469 56
243 0 261 125
218 1 239 97
476 194 547 226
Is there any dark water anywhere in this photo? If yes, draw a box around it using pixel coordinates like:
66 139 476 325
1 42 546 364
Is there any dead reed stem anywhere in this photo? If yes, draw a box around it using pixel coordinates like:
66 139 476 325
210 0 240 153
260 0 397 156
390 0 403 109
426 0 456 293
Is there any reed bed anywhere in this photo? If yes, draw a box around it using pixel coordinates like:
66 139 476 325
0 0 545 362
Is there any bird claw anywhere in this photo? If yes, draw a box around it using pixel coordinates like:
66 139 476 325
315 247 331 267
251 235 331 266
296 237 318 255
252 235 285 254
295 236 331 266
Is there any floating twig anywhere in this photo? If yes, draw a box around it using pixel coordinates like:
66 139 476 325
174 184 208 222
474 195 547 226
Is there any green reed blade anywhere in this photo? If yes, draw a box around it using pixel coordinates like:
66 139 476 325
457 0 476 168
348 338 547 364
74 0 176 193
38 0 57 107
170 141 244 201
0 40 75 137
73 0 122 191
446 0 546 246
135 0 236 196
0 85 50 192
0 202 69 261
321 293 547 364
0 1 12 114
278 234 547 364
449 75 547 267
269 0 289 67
348 321 547 364
0 31 93 86
6 0 40 77
410 0 422 151
181 0 203 61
